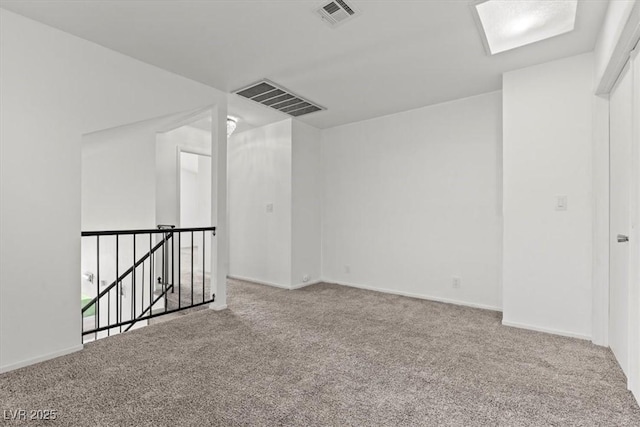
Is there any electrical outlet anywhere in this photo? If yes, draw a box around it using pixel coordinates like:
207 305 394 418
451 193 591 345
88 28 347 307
452 277 461 289
344 265 350 274
266 203 274 213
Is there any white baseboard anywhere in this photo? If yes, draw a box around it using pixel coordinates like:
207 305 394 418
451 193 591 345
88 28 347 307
209 303 228 311
325 278 502 312
502 320 591 341
0 344 84 374
229 275 290 289
228 275 321 291
291 279 322 290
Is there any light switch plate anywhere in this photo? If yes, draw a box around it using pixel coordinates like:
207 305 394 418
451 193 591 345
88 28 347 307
556 195 568 211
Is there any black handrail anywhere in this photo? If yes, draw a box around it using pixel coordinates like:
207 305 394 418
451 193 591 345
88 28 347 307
82 226 216 237
81 233 172 313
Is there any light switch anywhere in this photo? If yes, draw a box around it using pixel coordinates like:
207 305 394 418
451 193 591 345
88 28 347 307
555 195 567 211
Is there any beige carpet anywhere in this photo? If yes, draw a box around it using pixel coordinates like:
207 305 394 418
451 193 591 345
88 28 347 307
1 279 639 426
148 269 212 325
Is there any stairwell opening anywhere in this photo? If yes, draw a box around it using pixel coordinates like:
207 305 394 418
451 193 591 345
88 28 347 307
80 109 216 342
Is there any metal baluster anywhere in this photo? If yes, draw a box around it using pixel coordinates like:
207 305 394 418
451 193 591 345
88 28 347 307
107 286 110 336
149 234 153 316
162 232 167 312
171 232 175 294
107 236 111 336
96 236 100 342
141 259 144 317
202 230 205 303
132 236 136 321
191 231 194 306
117 235 120 333
178 232 181 310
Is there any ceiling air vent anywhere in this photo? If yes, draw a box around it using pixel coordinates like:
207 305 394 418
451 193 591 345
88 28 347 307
316 0 359 28
233 80 326 117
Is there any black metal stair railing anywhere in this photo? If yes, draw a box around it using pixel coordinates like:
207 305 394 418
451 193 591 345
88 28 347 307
81 225 216 342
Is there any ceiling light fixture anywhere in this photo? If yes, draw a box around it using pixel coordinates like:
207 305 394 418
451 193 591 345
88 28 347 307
471 0 578 55
227 116 238 137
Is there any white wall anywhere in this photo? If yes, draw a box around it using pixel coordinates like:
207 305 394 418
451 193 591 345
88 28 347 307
291 121 322 287
82 116 174 231
198 155 212 227
157 125 212 227
228 119 293 287
592 94 610 347
502 53 594 340
0 9 224 372
321 92 503 310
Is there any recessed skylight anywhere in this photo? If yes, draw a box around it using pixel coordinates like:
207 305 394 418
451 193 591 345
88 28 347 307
472 0 578 55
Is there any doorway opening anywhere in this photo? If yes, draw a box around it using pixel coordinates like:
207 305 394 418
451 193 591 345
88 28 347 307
179 150 212 279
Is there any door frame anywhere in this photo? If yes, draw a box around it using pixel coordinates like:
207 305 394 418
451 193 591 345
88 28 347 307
592 0 640 350
608 55 634 380
592 4 640 402
176 147 212 229
596 46 639 400
627 46 640 400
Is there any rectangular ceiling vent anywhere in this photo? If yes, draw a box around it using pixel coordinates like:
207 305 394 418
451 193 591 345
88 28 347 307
233 80 326 117
316 0 359 28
